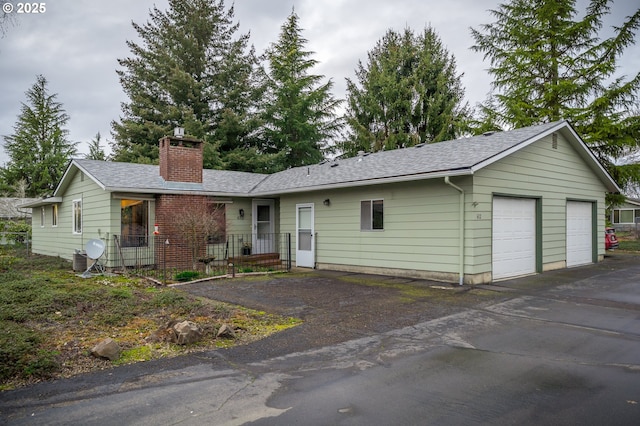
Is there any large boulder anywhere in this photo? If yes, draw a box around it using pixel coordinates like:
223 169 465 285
91 338 121 361
173 320 203 345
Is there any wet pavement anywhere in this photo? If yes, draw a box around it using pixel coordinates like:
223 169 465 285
2 253 639 424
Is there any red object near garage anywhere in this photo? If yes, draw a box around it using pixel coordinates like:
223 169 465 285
605 227 619 250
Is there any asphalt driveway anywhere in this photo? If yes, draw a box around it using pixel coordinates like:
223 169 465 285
178 268 505 362
2 252 639 425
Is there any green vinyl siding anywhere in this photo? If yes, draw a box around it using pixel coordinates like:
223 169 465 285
280 179 468 275
471 132 607 275
31 170 113 261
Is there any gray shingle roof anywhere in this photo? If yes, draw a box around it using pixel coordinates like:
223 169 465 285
59 120 616 197
252 121 566 194
71 159 268 195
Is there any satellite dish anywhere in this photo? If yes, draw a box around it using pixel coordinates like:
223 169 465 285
85 239 106 259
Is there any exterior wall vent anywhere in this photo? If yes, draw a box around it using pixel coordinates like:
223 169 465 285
552 133 558 149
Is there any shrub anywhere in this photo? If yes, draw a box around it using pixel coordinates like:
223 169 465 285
148 289 202 315
174 271 200 282
0 220 31 244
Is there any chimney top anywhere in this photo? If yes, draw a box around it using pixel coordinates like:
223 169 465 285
159 134 203 184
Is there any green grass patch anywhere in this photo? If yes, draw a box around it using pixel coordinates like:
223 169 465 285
618 239 640 252
174 271 200 282
115 346 153 365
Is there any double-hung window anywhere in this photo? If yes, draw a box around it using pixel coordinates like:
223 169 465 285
360 199 384 231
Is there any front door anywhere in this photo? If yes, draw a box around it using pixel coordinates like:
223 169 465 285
252 199 274 254
296 203 314 268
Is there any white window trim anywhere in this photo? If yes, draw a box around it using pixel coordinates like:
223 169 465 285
613 208 639 224
40 207 45 228
52 204 58 227
72 198 82 235
360 199 384 231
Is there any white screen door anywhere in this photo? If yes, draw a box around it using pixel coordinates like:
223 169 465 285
296 203 314 267
252 199 274 254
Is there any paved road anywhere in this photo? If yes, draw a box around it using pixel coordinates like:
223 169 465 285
1 254 639 425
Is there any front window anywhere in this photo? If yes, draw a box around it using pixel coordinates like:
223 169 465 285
72 199 82 234
361 199 384 231
52 204 58 227
121 200 148 247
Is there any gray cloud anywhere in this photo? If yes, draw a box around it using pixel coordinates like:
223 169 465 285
0 0 637 166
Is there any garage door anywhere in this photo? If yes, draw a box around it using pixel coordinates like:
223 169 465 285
566 201 593 267
492 197 537 280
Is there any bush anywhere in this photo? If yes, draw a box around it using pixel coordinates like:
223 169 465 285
174 271 200 282
150 290 187 307
0 220 31 244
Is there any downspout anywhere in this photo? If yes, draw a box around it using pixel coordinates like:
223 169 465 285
444 176 464 286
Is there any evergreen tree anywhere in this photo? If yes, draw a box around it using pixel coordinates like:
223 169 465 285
86 132 106 161
262 11 342 170
205 36 276 172
342 27 469 157
471 0 640 190
111 0 263 169
1 75 77 197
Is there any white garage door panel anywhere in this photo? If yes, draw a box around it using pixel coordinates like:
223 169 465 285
492 197 536 280
566 201 593 267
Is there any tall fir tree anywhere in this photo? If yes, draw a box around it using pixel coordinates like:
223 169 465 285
111 0 263 169
342 27 469 157
262 11 342 170
85 132 106 161
1 75 77 197
205 36 276 172
471 0 640 191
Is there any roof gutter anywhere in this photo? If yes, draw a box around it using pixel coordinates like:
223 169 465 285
19 197 63 208
253 169 474 197
444 176 465 286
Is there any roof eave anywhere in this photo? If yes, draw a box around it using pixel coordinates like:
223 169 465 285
251 169 474 196
105 187 252 198
19 197 64 208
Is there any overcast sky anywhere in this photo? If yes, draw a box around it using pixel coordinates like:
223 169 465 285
0 0 638 166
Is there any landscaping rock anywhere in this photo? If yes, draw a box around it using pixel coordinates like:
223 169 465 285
173 320 203 345
216 323 236 339
91 338 121 361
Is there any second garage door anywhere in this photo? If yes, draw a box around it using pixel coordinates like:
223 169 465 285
492 197 537 280
566 201 593 267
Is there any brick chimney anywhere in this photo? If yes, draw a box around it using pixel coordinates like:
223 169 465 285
159 129 203 183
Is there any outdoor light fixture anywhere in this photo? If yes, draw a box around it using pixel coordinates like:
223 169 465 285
323 199 331 206
239 208 245 218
